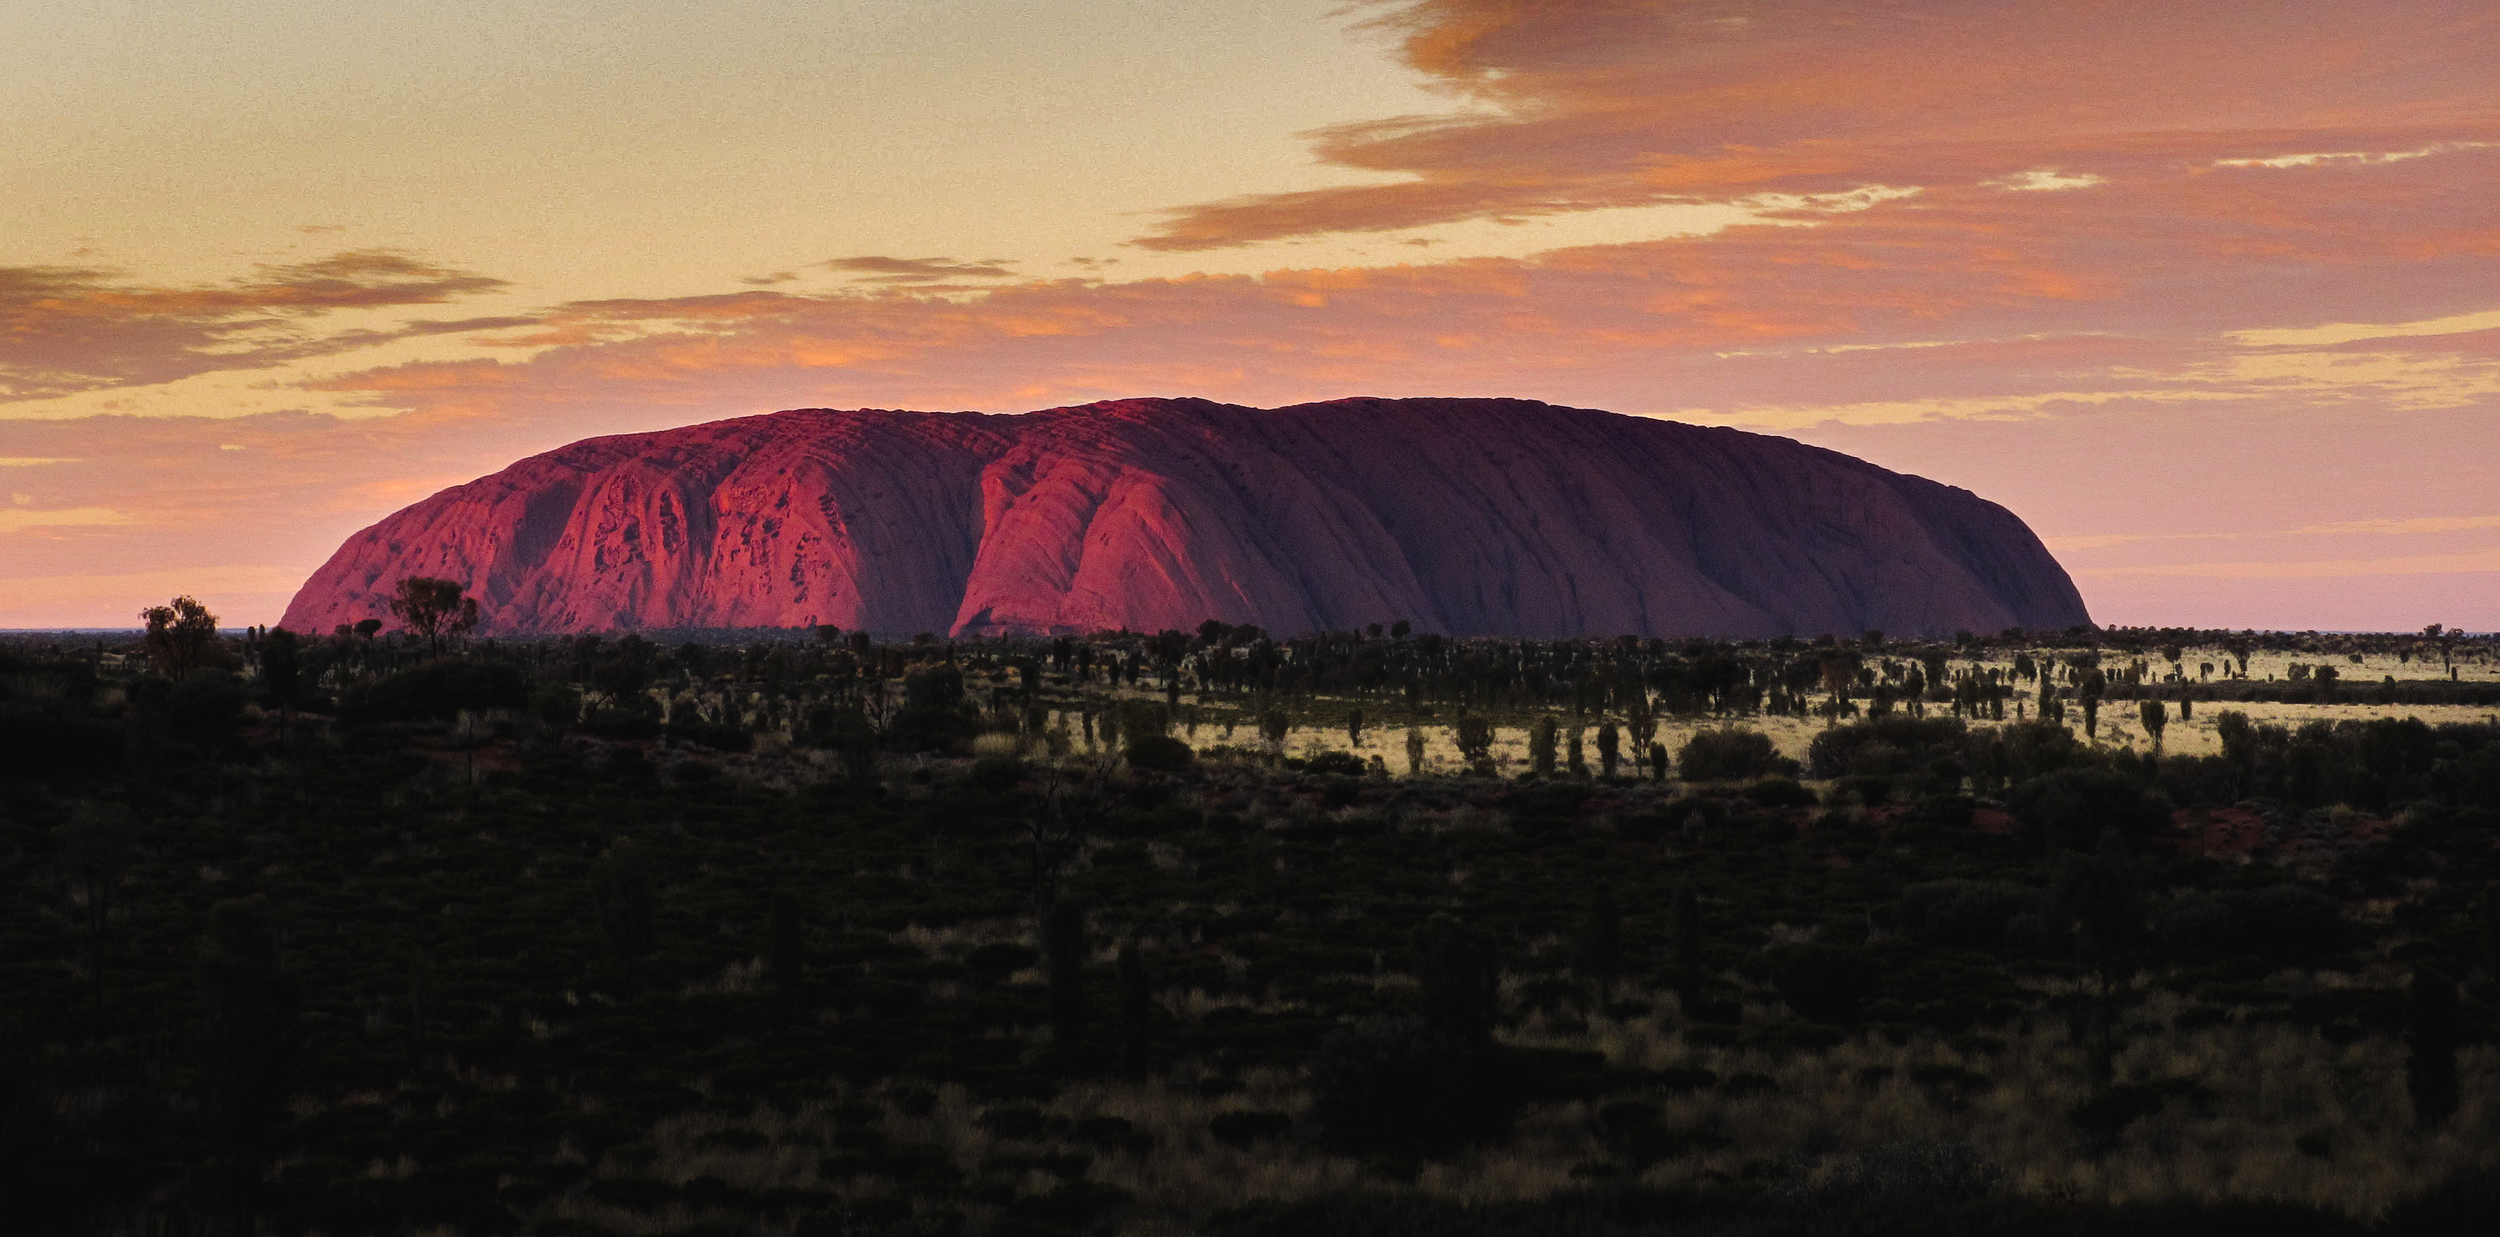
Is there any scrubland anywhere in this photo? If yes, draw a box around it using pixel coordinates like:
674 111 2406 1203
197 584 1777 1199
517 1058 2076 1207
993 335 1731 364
3 619 2498 1236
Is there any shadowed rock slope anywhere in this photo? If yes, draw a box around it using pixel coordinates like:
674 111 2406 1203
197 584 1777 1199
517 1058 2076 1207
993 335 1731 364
280 397 2092 638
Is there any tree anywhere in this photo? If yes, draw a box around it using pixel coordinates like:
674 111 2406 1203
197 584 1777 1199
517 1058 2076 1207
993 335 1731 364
139 595 219 680
1567 725 1588 777
1259 708 1291 753
1117 940 1153 1081
591 841 656 967
2054 829 2143 1092
198 897 299 1229
1573 884 1622 1005
2138 698 2167 754
1669 881 1705 1009
1405 727 1426 776
1528 715 1559 776
259 627 302 736
387 576 480 655
2406 969 2462 1128
1045 900 1090 1052
767 890 805 995
1452 715 1495 775
55 806 132 1030
1345 707 1365 747
1414 914 1498 1044
1596 721 1620 778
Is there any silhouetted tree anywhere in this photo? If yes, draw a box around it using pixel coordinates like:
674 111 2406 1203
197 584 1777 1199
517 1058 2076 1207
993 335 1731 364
55 805 132 1030
591 840 656 968
1117 939 1152 1081
1046 900 1091 1052
1567 724 1588 776
2139 697 2167 754
388 576 480 655
1345 707 1365 747
1414 914 1498 1044
1405 727 1426 775
1573 884 1622 1005
139 595 219 680
2054 829 2143 1092
1596 720 1620 778
1259 708 1291 752
259 626 301 737
1669 881 1704 1010
198 896 298 1231
2407 969 2462 1128
1529 715 1559 776
767 890 805 995
1453 716 1495 775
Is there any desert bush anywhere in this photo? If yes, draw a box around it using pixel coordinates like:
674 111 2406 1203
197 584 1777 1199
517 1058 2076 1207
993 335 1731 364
2153 886 2347 968
1677 726 1793 781
1308 1018 1514 1157
2008 767 2173 851
1125 732 1195 772
1895 881 2045 952
341 657 527 723
1771 942 1882 1025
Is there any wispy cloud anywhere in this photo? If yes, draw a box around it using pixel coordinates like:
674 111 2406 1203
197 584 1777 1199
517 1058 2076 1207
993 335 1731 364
824 256 1019 283
0 250 511 403
0 506 134 533
1131 0 2500 251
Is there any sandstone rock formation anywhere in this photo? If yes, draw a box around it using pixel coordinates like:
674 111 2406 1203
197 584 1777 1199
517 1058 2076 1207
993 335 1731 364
280 397 2092 638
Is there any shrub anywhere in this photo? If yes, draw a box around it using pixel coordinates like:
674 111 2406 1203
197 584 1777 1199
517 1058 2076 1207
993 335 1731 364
342 658 527 724
1124 733 1194 772
1783 1141 2002 1210
2008 767 2173 852
1895 881 2045 952
1772 942 1881 1025
967 943 1039 984
1209 1110 1293 1146
1806 716 1970 779
1304 750 1366 778
1748 776 1818 808
2154 886 2347 968
1676 727 1793 781
1308 1018 1515 1157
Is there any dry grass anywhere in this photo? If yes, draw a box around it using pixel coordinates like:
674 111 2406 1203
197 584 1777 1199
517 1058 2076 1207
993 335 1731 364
545 948 2498 1236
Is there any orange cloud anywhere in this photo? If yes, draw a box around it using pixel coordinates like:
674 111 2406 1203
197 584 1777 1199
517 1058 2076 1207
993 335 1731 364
0 250 512 402
824 256 1021 283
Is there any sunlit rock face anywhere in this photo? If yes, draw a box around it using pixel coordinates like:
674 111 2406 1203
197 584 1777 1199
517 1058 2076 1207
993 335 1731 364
280 397 2092 638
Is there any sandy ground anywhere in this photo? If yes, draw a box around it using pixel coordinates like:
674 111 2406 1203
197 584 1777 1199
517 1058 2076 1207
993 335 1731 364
1043 639 2496 774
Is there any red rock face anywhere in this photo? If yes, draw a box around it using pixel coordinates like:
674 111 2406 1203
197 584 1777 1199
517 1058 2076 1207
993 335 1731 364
280 397 2092 638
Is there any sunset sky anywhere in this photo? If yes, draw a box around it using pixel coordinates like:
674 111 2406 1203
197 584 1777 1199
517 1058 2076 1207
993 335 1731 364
5 0 2496 632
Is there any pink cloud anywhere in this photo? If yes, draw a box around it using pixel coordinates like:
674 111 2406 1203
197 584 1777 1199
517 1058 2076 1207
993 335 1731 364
1135 0 2500 249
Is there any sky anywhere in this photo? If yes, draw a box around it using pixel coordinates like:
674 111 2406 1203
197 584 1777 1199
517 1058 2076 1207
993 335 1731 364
3 0 2496 632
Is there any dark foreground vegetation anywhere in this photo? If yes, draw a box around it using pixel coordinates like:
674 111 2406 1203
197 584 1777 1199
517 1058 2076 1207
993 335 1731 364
4 598 2499 1236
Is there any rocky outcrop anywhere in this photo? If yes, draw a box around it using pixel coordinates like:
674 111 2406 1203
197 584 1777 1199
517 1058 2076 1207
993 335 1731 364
280 397 2092 638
